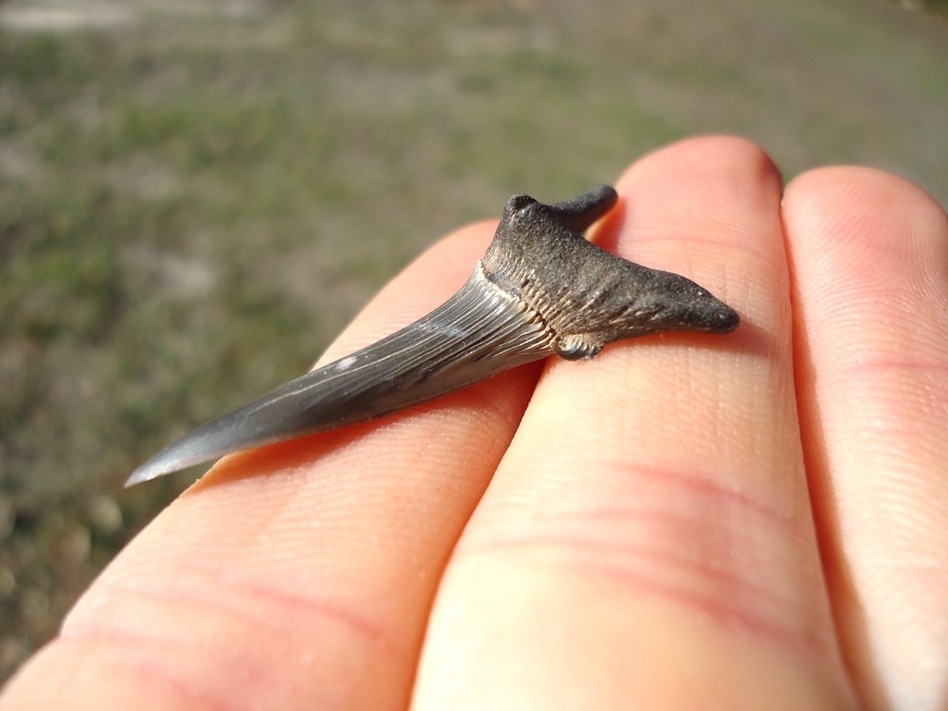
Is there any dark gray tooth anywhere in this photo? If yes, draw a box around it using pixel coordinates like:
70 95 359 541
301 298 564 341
126 185 739 486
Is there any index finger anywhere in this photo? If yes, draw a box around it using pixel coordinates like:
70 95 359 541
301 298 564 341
0 222 542 710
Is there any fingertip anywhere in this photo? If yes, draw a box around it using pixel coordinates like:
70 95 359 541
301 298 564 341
620 135 782 197
784 166 947 251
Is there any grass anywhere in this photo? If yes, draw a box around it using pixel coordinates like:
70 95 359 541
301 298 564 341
1 0 946 684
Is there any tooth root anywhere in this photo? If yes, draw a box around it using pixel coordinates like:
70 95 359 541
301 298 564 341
124 268 554 486
547 184 618 234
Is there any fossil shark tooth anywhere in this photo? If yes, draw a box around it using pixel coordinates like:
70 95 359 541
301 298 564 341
125 185 738 486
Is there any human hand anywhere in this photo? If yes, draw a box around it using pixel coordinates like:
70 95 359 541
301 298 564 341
2 136 946 711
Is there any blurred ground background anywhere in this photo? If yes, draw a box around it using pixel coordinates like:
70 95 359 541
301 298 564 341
0 0 946 685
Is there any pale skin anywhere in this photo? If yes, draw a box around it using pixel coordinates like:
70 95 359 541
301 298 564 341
2 136 946 711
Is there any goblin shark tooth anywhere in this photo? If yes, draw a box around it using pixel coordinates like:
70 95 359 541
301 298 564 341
125 185 738 486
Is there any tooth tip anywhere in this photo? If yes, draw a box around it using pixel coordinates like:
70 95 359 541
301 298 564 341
124 446 201 487
124 463 164 487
